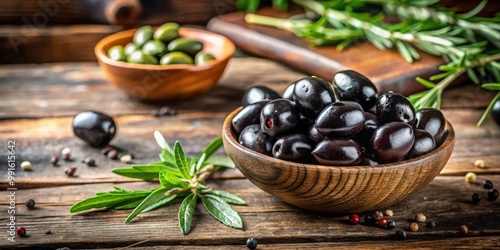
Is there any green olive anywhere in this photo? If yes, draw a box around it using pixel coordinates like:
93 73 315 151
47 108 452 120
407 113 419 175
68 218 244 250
160 52 194 65
154 22 179 43
142 40 168 57
194 52 216 65
124 43 140 56
133 25 153 47
167 38 203 57
127 50 158 65
107 45 126 62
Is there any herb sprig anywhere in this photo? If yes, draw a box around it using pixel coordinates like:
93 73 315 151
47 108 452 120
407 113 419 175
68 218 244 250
70 132 244 235
244 0 500 125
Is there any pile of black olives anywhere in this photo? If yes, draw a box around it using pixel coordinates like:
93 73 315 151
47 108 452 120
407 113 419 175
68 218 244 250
232 70 447 166
107 22 215 66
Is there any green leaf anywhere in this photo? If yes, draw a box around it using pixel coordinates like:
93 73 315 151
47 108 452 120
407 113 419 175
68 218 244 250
199 137 223 160
125 187 167 224
159 169 184 189
70 190 153 213
416 77 436 88
467 68 480 84
396 40 414 63
178 193 197 235
195 153 206 173
481 83 500 91
456 0 487 19
205 156 235 168
201 194 243 229
154 130 173 152
114 198 144 210
429 72 450 81
142 193 178 213
203 190 246 205
112 162 177 180
477 92 500 126
174 141 191 179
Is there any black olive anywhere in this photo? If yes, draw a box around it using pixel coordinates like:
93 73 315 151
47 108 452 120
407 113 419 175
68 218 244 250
293 76 336 118
232 101 269 135
352 112 379 147
272 134 315 163
260 99 299 137
72 111 117 147
314 101 365 137
376 92 416 125
333 70 379 110
242 86 281 106
312 138 362 166
407 129 436 159
492 99 500 126
238 124 273 156
282 82 296 101
369 122 415 163
414 108 446 143
307 125 326 144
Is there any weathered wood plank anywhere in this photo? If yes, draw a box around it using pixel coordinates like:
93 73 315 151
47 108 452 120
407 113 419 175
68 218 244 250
0 176 499 248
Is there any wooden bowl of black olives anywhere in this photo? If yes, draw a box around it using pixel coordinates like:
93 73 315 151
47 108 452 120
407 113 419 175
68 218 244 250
95 23 234 101
222 71 455 213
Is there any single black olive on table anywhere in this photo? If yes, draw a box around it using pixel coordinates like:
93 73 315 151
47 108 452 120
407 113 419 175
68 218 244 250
242 86 281 106
407 129 436 159
333 70 379 110
260 99 299 137
312 138 362 166
414 108 446 143
72 111 117 147
293 76 336 118
315 101 366 137
272 134 315 163
376 92 416 125
231 101 269 134
369 122 415 163
238 124 274 156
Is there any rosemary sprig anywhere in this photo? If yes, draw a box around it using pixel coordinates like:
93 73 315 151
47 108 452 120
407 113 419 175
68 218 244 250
70 132 244 235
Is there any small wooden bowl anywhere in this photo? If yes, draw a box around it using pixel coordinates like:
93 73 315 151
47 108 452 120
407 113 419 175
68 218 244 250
222 107 455 213
94 27 234 101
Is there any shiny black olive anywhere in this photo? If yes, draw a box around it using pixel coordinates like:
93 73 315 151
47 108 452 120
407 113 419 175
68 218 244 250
238 124 273 156
293 76 335 118
352 112 379 146
231 101 269 135
407 129 436 159
260 99 299 137
314 101 365 137
307 125 325 144
282 82 296 101
414 108 446 144
492 99 500 126
242 86 281 106
272 134 315 163
72 111 117 147
376 92 416 125
312 138 362 166
333 70 379 110
369 122 415 163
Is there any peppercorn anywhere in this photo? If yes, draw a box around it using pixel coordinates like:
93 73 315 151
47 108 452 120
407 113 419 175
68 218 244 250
373 211 384 220
101 145 115 155
25 199 35 209
415 213 426 223
50 155 59 166
385 209 394 217
349 214 360 225
396 229 407 240
82 157 96 167
246 238 258 250
426 221 436 228
65 166 77 177
487 189 498 201
45 229 52 235
20 161 32 171
387 220 396 230
120 154 133 163
364 213 377 225
151 109 160 117
62 148 71 161
16 226 26 236
483 180 493 189
378 218 388 227
107 149 118 160
471 193 481 204
409 222 419 232
465 172 476 183
159 106 172 116
474 159 485 168
460 225 468 234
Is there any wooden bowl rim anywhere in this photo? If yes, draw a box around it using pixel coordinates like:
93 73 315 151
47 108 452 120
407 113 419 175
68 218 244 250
94 27 235 70
223 106 455 171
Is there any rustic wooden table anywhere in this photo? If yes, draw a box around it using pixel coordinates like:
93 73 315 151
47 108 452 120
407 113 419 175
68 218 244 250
0 58 499 249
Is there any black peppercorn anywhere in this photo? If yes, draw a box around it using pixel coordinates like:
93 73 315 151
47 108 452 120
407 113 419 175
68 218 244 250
471 193 481 204
487 189 498 201
107 149 118 160
426 221 436 228
364 213 376 225
25 199 35 209
246 238 258 250
387 220 396 230
483 180 493 189
65 166 77 177
396 229 407 240
50 155 59 166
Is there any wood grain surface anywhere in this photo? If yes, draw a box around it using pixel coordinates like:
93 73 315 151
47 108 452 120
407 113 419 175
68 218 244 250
0 58 499 249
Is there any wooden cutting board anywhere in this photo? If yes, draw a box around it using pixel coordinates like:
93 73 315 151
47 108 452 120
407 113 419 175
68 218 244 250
207 8 445 95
